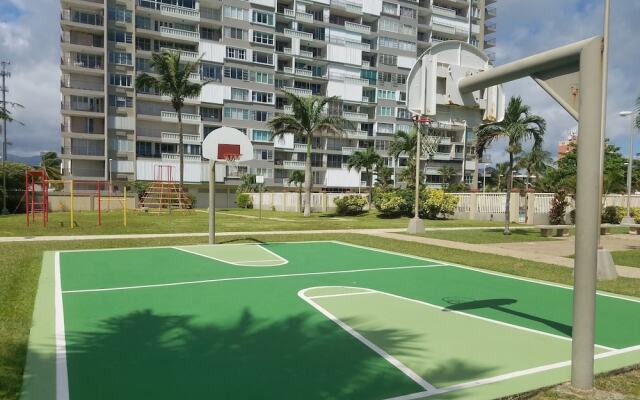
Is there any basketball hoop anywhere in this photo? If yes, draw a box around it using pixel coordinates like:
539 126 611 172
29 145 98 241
224 154 240 177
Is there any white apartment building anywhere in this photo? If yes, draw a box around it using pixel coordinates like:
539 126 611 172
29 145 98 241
60 0 496 193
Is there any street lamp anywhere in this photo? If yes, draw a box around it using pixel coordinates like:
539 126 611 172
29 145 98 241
482 163 488 193
620 111 635 224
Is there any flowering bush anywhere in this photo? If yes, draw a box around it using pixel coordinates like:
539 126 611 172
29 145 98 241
373 192 406 217
548 190 568 225
334 195 368 215
422 188 458 219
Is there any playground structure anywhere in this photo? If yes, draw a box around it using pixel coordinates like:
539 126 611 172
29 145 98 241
24 169 129 228
139 165 192 213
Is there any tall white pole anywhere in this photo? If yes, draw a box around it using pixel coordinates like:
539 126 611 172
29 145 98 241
620 111 635 222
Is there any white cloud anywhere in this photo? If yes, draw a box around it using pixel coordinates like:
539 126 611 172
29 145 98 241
485 0 640 165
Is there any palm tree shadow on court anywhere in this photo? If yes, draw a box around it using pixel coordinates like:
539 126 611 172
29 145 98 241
33 309 495 399
443 298 572 337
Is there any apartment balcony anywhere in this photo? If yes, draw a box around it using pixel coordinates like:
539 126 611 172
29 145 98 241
160 26 200 43
60 32 104 53
436 0 470 8
485 6 497 19
160 4 200 21
283 28 314 41
160 110 201 124
61 79 104 95
159 47 199 62
62 102 104 117
344 130 369 139
362 60 370 68
281 67 315 78
432 5 460 19
330 0 362 14
60 10 104 32
282 87 313 97
283 8 295 17
432 23 468 39
342 146 359 155
160 94 200 104
432 153 452 161
161 132 201 144
281 105 294 114
484 38 496 49
293 143 307 151
61 58 104 76
282 160 306 169
200 7 221 21
343 111 369 122
161 153 201 162
485 21 496 34
344 21 371 34
61 0 104 11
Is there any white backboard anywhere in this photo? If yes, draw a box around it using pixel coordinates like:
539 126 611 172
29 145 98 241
202 127 254 162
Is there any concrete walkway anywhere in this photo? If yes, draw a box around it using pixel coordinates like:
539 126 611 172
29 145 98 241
367 231 640 279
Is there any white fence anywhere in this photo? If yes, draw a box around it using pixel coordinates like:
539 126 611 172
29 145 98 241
249 192 368 212
476 193 506 214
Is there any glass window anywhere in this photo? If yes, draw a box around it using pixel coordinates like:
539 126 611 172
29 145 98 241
252 130 272 142
108 6 132 23
108 29 132 44
224 27 247 40
378 107 393 117
252 10 274 26
224 107 250 120
109 52 132 65
252 91 273 104
223 6 248 21
253 149 273 160
252 110 271 121
226 47 246 60
252 31 273 45
201 63 222 81
109 74 132 87
108 95 133 108
253 71 273 84
252 51 273 65
230 88 249 102
223 67 248 81
377 123 395 134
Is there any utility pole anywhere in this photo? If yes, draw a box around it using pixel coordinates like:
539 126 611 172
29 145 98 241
1 61 10 215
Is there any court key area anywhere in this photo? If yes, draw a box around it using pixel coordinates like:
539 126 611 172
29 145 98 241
22 241 640 399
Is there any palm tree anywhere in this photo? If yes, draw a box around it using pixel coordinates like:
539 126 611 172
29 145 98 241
517 147 553 188
389 128 418 186
438 165 457 190
288 170 305 213
635 95 640 130
476 96 546 234
374 161 393 192
347 146 381 205
268 92 345 216
135 51 210 189
39 152 62 181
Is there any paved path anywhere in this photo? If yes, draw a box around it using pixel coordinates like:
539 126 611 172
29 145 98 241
367 231 640 279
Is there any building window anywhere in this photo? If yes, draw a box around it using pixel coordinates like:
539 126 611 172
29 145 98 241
437 77 447 95
223 66 249 81
253 149 273 160
224 27 247 40
252 71 273 84
226 47 246 60
201 63 222 81
252 51 273 65
399 6 417 19
377 123 395 134
230 88 249 102
377 89 396 100
378 107 393 117
252 31 274 45
252 10 274 26
252 129 272 142
108 29 132 44
252 110 272 121
379 54 397 66
108 95 133 108
253 167 272 178
109 74 132 87
252 91 273 104
108 6 132 23
223 6 248 21
375 140 390 151
397 108 412 119
382 2 397 15
108 52 132 65
224 107 250 120
201 27 219 41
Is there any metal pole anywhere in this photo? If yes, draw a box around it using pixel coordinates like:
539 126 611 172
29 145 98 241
483 164 486 193
1 61 9 215
208 159 215 244
259 184 262 219
414 123 421 218
571 37 604 390
627 118 633 219
460 121 467 183
598 0 611 231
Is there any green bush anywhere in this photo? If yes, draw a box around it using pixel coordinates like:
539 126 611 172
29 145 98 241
334 195 368 216
422 188 458 219
601 206 625 224
632 208 640 224
569 209 576 224
236 193 253 209
373 192 406 217
548 190 568 225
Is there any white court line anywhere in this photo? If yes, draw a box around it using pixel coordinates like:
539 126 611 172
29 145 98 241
386 344 640 400
330 241 640 305
305 287 614 351
54 252 70 400
173 246 289 267
61 264 442 294
307 289 375 299
298 287 437 392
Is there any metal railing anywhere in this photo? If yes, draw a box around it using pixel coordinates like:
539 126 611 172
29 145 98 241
160 26 200 41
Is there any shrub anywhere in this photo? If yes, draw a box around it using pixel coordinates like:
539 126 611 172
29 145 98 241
373 192 406 217
236 193 253 209
632 208 640 224
334 195 368 216
569 209 576 224
601 206 625 224
548 190 568 225
422 188 458 219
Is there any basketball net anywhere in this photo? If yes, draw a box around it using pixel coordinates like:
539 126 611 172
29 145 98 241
413 115 440 158
224 154 241 177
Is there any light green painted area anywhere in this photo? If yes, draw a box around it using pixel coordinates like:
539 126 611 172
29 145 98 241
20 252 56 400
305 287 592 389
175 244 287 266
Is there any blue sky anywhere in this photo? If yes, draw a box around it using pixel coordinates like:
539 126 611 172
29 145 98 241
0 0 639 164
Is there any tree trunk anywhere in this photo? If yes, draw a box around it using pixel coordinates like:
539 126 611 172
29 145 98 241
471 155 479 191
367 167 372 208
177 110 184 190
303 135 313 217
504 152 513 235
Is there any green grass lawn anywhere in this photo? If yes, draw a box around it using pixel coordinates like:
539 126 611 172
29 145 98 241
1 233 638 400
611 250 640 269
0 209 504 237
412 228 551 244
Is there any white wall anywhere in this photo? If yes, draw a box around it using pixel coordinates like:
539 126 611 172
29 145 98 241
397 55 417 70
324 167 361 188
327 44 362 66
273 133 294 149
200 84 225 104
363 0 382 16
199 40 225 63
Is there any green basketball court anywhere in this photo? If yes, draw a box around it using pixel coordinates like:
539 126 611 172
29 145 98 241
22 241 640 399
